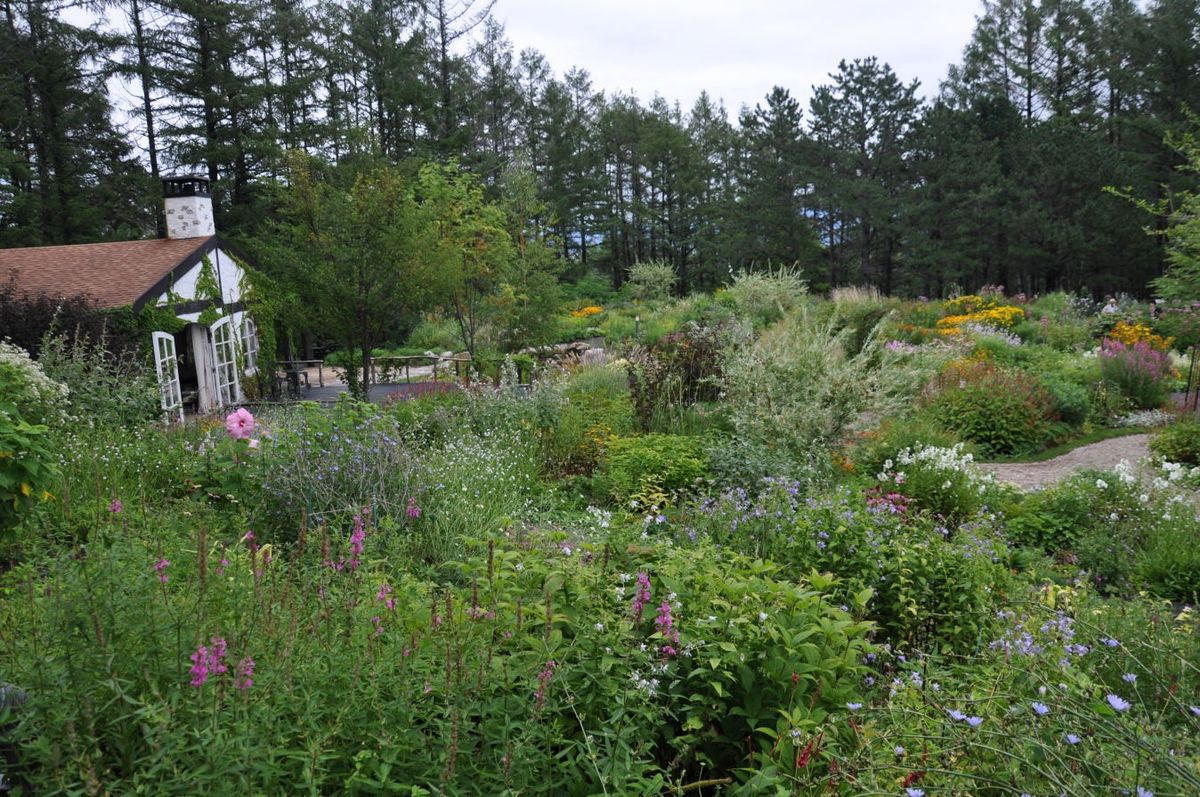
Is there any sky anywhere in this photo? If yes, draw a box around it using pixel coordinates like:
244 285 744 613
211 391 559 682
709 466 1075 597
492 0 983 115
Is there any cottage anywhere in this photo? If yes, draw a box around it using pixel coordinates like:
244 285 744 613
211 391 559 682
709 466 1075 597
0 176 259 419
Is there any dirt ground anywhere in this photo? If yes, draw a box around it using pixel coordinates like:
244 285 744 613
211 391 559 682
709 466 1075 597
980 434 1151 491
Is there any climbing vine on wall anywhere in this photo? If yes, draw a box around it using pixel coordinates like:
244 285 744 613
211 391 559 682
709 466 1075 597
195 256 223 327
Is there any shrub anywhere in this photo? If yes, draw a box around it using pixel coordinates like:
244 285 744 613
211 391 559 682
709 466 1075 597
545 364 636 475
724 265 807 326
850 415 963 479
0 402 58 541
623 260 676 302
36 331 159 426
624 321 727 432
874 443 998 520
1098 338 1174 409
1149 418 1200 465
1038 373 1091 427
597 433 708 506
686 482 1008 653
0 341 68 424
927 360 1060 457
716 311 878 487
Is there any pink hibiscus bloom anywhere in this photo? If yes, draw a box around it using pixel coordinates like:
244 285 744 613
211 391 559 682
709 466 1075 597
225 407 255 440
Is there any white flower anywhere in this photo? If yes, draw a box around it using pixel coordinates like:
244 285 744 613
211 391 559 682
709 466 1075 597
1095 479 1108 490
594 623 605 632
758 611 769 622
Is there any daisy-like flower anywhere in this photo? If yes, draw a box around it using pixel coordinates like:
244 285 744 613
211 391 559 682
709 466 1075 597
1106 694 1131 712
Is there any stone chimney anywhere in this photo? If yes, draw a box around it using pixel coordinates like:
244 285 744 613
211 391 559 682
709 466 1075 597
162 176 215 239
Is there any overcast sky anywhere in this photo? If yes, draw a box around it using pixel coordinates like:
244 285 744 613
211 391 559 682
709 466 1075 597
493 0 983 115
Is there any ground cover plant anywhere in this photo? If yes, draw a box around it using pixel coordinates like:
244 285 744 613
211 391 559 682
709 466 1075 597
3 284 1200 795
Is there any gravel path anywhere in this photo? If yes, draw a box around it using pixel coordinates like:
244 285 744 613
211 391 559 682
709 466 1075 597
980 434 1151 491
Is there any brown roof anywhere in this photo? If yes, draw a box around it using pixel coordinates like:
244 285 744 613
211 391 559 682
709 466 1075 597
0 237 215 309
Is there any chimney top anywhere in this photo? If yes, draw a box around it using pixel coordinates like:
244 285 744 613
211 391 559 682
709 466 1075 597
162 175 211 199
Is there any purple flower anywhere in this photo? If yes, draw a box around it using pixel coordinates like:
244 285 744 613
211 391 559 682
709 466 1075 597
1065 733 1080 745
1101 636 1120 648
153 557 170 584
107 498 123 514
1190 706 1200 717
1032 701 1050 716
846 702 862 711
1137 788 1153 797
965 716 984 727
906 789 925 797
1122 673 1137 683
947 709 966 721
1106 694 1131 712
406 497 421 518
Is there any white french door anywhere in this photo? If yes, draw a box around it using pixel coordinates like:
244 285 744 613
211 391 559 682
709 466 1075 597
151 331 184 423
210 316 241 407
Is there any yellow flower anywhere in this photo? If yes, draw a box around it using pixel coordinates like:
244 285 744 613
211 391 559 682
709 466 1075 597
1107 320 1173 350
570 305 604 318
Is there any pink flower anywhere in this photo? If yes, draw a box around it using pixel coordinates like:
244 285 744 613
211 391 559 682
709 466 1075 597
108 498 123 514
153 557 170 583
247 438 260 450
534 660 557 709
225 407 255 440
406 497 421 518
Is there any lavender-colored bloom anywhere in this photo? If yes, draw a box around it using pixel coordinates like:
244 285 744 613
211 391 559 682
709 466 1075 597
894 745 905 756
1032 701 1050 716
1191 706 1200 717
1122 672 1137 683
1137 788 1153 797
965 716 984 727
947 709 966 721
1101 636 1120 648
1106 694 1131 712
1065 733 1080 745
846 702 862 711
906 789 925 797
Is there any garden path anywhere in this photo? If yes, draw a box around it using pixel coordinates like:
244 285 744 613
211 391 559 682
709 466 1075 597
980 434 1151 491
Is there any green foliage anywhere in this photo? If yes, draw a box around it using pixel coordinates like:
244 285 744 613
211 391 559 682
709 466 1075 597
1038 372 1091 427
0 514 872 793
1150 418 1200 465
545 364 636 476
928 360 1060 457
0 402 57 537
623 260 676 302
596 433 708 506
686 482 1008 653
36 330 159 426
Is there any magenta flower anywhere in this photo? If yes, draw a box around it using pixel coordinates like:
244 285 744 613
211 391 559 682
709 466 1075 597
631 572 652 622
224 407 255 440
153 557 170 583
654 599 680 656
108 498 123 514
406 497 421 518
189 637 229 687
234 657 255 691
533 660 557 709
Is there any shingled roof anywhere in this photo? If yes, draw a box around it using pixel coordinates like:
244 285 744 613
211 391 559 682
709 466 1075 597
0 236 218 310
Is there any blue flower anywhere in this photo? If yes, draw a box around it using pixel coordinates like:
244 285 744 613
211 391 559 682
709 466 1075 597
905 789 925 797
1065 733 1080 745
846 702 862 711
1191 706 1200 717
947 709 966 721
1032 701 1050 716
894 745 905 756
966 716 984 727
1122 673 1137 683
1137 787 1153 797
1106 694 1131 712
